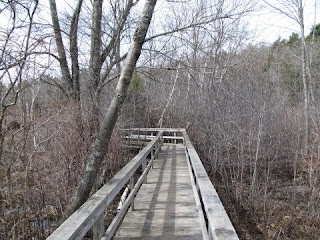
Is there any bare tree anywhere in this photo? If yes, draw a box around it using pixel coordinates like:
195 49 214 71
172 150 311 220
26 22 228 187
263 0 314 153
157 63 180 127
49 0 136 103
0 0 39 167
64 0 158 217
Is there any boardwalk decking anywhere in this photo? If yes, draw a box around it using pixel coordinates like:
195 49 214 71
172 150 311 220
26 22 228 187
47 129 238 240
114 144 203 239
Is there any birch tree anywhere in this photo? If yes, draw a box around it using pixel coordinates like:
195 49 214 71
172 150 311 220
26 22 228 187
64 0 158 217
263 0 313 153
157 63 180 127
46 0 254 217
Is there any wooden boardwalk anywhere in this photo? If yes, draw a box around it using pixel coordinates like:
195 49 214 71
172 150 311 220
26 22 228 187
48 129 238 240
114 144 203 239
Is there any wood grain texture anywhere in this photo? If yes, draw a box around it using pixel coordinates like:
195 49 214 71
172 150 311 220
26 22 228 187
48 129 239 240
125 128 185 133
47 132 163 240
114 144 204 239
184 147 209 240
92 213 104 240
124 135 184 141
102 152 157 240
183 131 239 240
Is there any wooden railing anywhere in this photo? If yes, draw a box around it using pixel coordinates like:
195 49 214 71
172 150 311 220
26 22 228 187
48 131 163 240
124 128 184 145
48 128 238 240
183 130 239 240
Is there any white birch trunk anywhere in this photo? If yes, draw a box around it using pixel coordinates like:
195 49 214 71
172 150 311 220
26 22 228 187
157 63 180 128
298 0 310 154
64 0 158 217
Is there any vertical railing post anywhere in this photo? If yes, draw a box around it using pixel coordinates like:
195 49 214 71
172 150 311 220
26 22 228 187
129 176 134 211
155 141 159 159
93 212 104 240
128 130 132 150
142 157 147 183
160 135 163 149
151 146 154 168
174 132 177 144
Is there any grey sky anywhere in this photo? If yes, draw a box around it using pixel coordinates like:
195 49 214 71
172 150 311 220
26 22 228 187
246 0 318 44
39 0 319 44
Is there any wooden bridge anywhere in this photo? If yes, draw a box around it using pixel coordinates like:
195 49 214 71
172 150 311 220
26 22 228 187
48 128 238 240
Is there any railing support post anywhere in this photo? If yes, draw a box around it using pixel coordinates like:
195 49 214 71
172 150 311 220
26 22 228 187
151 146 154 168
142 158 147 183
93 212 104 240
155 142 159 158
137 129 141 149
47 130 166 240
174 132 177 144
129 176 134 211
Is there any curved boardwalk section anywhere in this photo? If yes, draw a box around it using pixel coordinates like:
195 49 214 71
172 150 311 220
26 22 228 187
114 144 203 239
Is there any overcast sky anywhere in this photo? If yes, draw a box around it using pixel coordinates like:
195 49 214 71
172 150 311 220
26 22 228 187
43 0 319 45
0 0 318 82
245 0 318 44
133 0 318 44
1 0 318 46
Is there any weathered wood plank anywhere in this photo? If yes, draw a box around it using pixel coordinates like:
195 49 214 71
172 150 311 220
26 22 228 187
117 212 200 224
114 236 202 240
92 213 104 240
116 223 203 238
114 144 203 239
183 131 239 240
102 150 157 240
125 128 185 132
129 176 134 211
47 132 163 240
184 147 209 240
49 129 238 240
124 135 184 141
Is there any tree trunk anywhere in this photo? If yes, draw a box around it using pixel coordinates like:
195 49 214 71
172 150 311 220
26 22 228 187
87 0 104 134
49 0 74 99
0 115 3 168
0 82 3 167
89 0 103 100
64 0 158 218
70 0 83 101
157 63 180 128
298 0 310 154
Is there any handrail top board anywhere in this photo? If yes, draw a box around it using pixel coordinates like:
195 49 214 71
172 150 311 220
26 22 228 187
183 131 239 240
124 135 184 140
48 129 239 240
47 131 163 240
124 128 185 132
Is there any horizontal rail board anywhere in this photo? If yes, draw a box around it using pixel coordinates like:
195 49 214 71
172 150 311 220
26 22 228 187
184 147 209 240
48 128 238 240
48 132 163 240
121 144 146 149
183 131 239 240
124 128 185 132
102 145 159 240
124 135 184 141
113 143 203 239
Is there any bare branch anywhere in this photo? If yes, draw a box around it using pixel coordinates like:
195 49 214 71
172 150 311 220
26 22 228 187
144 15 232 42
100 0 136 64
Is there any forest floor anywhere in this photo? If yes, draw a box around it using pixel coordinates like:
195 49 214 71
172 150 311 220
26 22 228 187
211 160 320 240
